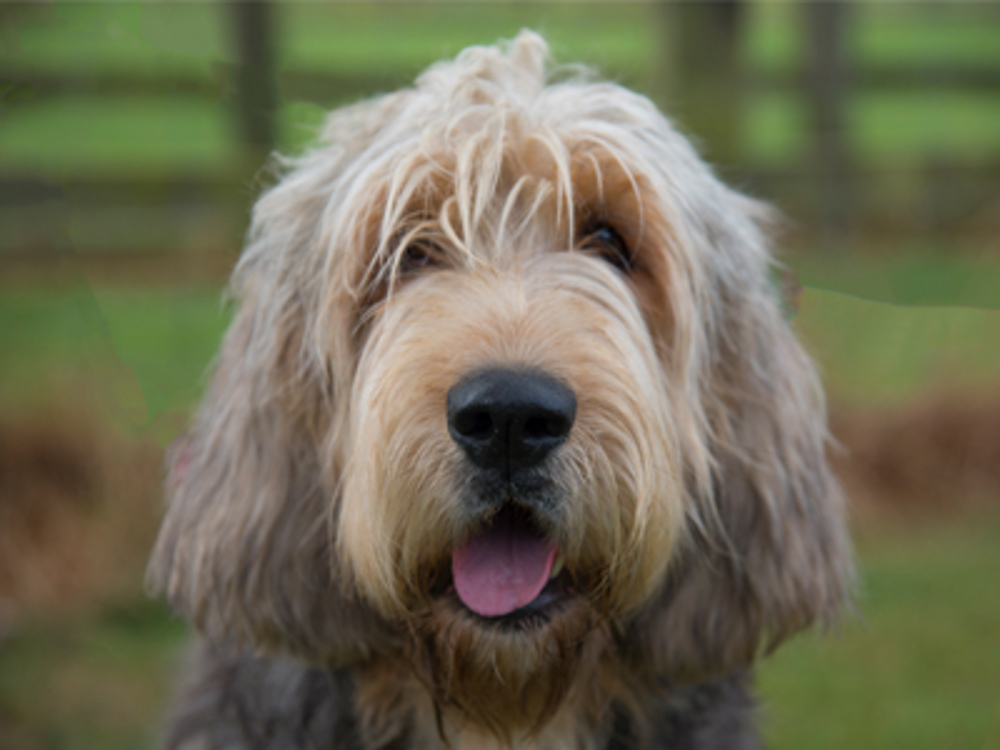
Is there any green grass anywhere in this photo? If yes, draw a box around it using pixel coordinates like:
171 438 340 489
0 96 238 179
797 289 1000 407
7 88 999 179
9 3 998 82
0 3 226 78
792 252 1000 310
90 285 233 429
745 90 1000 165
0 3 658 80
854 3 1000 69
854 92 1000 164
744 91 811 164
746 2 1000 72
0 600 189 750
760 513 1000 750
0 281 231 436
281 3 656 77
791 253 1000 404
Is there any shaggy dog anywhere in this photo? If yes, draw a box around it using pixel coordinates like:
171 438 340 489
151 32 851 750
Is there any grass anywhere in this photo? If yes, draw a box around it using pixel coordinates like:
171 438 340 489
747 2 1000 72
0 280 231 436
789 255 1000 406
0 3 225 79
853 3 1000 69
280 3 656 77
808 295 1000 405
854 91 1000 164
760 513 1000 750
0 600 189 750
0 96 238 179
89 285 233 429
745 89 1000 165
792 252 1000 309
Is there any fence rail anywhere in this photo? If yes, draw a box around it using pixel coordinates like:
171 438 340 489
2 1 998 270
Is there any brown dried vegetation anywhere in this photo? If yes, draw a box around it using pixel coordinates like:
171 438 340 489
833 393 1000 522
0 411 163 620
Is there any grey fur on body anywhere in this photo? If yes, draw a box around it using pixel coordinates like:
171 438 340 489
163 644 761 750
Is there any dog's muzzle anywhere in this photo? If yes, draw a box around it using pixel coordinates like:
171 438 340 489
446 369 576 620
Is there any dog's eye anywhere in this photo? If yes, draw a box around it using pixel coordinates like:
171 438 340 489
400 241 444 274
580 224 632 272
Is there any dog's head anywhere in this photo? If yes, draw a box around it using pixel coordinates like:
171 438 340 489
151 32 851 738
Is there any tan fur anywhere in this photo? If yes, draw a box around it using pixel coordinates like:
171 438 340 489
150 32 851 748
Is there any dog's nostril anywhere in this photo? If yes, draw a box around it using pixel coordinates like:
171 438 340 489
523 415 571 441
447 368 577 472
453 410 494 441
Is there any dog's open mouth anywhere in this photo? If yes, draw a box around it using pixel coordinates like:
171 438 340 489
451 504 567 621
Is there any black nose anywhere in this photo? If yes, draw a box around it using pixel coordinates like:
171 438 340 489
447 369 576 472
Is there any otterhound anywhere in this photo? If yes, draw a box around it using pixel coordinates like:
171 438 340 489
152 32 851 750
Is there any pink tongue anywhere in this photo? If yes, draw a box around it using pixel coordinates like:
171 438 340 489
451 509 558 618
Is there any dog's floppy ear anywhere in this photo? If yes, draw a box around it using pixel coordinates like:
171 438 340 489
149 286 389 664
629 191 853 683
148 127 392 664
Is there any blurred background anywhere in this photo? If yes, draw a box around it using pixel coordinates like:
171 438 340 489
1 2 998 748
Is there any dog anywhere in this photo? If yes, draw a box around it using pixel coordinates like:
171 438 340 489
151 32 851 750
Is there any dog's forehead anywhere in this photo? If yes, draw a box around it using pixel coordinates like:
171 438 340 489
475 217 570 268
302 35 747 338
381 117 651 255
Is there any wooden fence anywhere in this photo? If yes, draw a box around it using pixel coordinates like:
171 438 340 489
669 2 1000 249
2 2 997 275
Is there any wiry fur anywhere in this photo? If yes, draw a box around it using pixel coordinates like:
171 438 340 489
151 32 851 749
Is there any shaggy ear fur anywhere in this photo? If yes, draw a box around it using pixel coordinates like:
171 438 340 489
627 190 852 684
148 109 394 664
149 290 390 664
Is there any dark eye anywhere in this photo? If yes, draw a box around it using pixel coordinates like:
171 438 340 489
580 223 632 272
400 240 443 274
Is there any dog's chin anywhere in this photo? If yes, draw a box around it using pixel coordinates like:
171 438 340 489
413 586 604 738
407 526 601 735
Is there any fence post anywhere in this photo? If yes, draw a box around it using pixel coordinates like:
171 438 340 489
659 1 746 169
805 2 852 249
229 1 277 164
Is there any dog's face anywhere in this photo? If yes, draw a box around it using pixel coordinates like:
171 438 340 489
337 171 689 730
152 32 850 740
342 160 687 620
